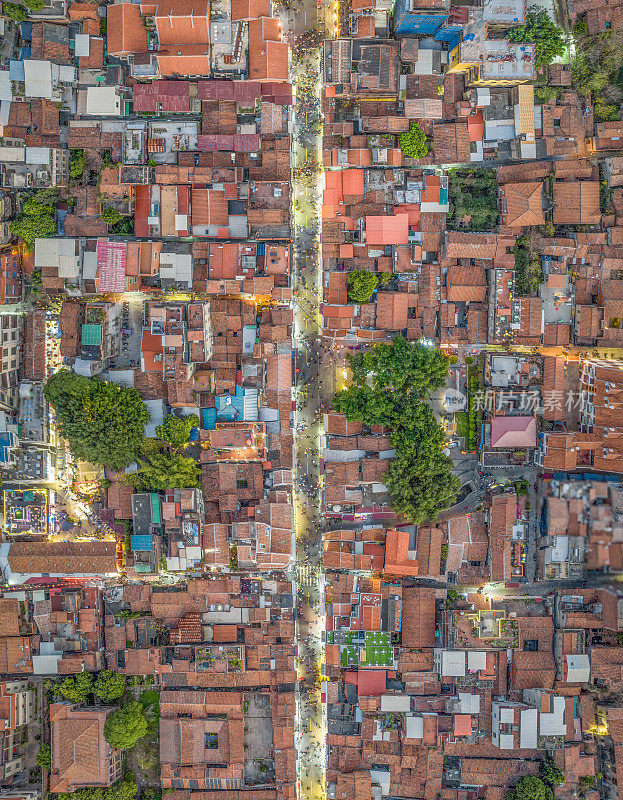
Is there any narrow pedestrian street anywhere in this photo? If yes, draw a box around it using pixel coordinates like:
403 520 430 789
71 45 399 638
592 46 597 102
290 29 326 800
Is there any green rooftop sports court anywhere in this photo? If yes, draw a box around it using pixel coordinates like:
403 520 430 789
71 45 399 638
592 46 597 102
332 630 394 668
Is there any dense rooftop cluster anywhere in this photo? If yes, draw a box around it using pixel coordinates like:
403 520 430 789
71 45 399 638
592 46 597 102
2 0 623 799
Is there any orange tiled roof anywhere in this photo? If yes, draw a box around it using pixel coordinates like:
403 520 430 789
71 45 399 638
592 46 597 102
500 182 544 228
107 4 148 55
248 18 289 81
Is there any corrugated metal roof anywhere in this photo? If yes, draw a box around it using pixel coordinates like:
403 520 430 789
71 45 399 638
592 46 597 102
132 80 190 112
151 493 161 524
197 133 261 152
131 534 154 551
197 80 262 102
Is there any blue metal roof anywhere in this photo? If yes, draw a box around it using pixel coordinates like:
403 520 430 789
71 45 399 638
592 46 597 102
215 385 259 422
131 534 154 552
202 408 217 430
0 431 16 465
9 60 25 81
57 208 67 236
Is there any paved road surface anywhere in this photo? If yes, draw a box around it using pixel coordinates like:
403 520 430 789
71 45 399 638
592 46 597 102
289 20 327 800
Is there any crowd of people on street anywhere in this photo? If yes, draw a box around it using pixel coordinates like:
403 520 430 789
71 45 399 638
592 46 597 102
291 32 329 800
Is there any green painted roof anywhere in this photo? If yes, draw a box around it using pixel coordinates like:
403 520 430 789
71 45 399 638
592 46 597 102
81 323 102 346
151 492 161 524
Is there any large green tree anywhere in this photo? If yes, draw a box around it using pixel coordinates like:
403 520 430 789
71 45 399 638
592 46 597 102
44 371 150 470
508 10 565 68
337 335 452 418
156 413 200 447
27 188 59 205
104 778 138 800
102 206 123 227
2 3 27 20
103 702 148 750
69 150 87 179
398 122 429 159
21 197 56 216
56 777 138 800
333 336 459 523
10 199 56 249
572 29 623 116
56 673 93 703
385 404 460 523
93 670 126 703
127 451 201 491
540 755 565 788
511 777 554 800
139 689 160 733
347 271 378 303
447 168 498 233
36 744 51 770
